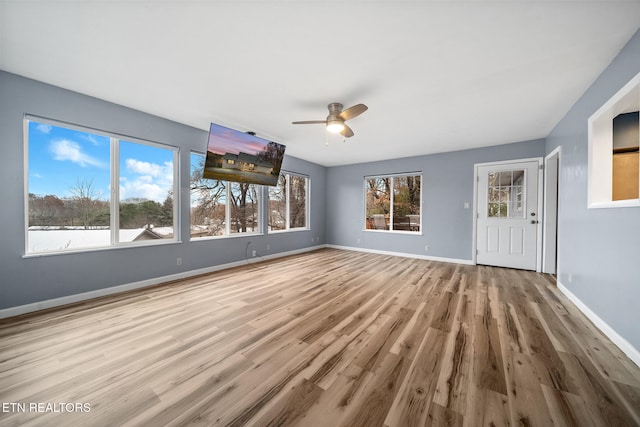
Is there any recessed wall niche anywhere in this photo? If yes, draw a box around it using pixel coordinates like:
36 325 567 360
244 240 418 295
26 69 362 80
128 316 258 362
588 71 640 208
612 111 639 201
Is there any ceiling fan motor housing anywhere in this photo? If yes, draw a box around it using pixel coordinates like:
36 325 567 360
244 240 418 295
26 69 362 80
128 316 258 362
327 103 344 122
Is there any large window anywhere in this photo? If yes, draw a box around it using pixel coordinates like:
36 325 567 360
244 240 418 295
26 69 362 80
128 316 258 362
365 174 421 232
268 172 309 231
25 118 177 254
190 152 260 238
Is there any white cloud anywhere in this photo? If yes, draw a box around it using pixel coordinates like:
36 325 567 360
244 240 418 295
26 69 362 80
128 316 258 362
36 124 52 134
120 180 165 202
121 158 174 202
49 139 106 168
125 159 166 177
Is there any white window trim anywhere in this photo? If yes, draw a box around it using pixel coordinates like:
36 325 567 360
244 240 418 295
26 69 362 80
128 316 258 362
24 116 180 255
363 172 423 235
223 182 262 237
587 71 640 209
269 171 310 233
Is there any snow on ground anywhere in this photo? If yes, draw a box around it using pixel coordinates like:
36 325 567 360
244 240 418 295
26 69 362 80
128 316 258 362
28 228 147 252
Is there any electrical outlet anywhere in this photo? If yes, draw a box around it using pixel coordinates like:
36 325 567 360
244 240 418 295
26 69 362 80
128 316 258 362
252 250 256 257
266 244 270 250
424 245 430 252
176 257 182 266
357 238 361 244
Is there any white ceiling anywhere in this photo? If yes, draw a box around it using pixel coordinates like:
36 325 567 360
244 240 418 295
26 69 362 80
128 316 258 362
2 1 640 167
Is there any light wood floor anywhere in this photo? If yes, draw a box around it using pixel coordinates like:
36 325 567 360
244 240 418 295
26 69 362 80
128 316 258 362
1 248 639 426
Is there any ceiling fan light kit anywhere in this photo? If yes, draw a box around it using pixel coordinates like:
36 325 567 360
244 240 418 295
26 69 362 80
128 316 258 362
292 102 368 138
326 119 345 133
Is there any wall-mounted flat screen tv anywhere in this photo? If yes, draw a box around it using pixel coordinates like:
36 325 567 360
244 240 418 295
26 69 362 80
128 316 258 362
203 123 286 186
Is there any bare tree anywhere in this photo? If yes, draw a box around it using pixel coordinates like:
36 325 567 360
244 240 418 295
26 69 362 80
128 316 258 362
268 174 287 230
29 194 64 227
69 178 104 229
190 156 226 235
289 175 307 228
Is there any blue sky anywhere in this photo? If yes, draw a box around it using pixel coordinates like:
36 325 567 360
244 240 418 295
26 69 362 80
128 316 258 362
28 121 175 202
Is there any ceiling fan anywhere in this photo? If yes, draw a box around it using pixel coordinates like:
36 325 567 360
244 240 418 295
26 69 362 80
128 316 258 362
292 102 368 138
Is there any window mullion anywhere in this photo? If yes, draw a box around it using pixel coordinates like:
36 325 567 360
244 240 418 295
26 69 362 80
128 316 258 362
285 174 291 230
225 182 231 235
389 177 394 230
305 176 309 228
173 149 179 242
111 137 119 245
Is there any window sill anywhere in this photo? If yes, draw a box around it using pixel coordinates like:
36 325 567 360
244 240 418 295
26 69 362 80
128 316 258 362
588 199 640 209
363 229 423 236
23 238 182 258
190 231 264 242
268 228 310 234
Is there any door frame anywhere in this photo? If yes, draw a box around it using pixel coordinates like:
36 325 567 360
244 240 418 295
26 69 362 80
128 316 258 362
542 146 561 274
472 157 544 271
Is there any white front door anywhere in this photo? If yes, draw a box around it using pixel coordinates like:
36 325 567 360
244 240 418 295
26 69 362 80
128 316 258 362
476 159 540 270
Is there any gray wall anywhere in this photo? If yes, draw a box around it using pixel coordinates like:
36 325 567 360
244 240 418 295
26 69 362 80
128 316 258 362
0 71 326 310
326 140 545 260
546 29 640 350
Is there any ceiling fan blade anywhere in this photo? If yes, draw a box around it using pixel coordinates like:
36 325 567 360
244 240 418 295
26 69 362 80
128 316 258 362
292 120 327 125
339 104 368 121
340 124 354 138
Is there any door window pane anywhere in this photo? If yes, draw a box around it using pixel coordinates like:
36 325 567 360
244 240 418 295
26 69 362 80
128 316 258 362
487 169 526 218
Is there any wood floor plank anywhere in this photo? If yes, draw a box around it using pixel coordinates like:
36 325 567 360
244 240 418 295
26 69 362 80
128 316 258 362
385 327 445 427
1 248 639 426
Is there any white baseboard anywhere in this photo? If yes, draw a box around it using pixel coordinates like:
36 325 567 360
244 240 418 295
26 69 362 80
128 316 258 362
558 281 640 368
0 245 325 320
325 244 474 265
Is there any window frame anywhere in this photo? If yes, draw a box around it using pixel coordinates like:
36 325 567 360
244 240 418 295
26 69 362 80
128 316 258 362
588 71 640 209
24 116 180 256
268 171 310 233
363 172 423 234
189 151 263 240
